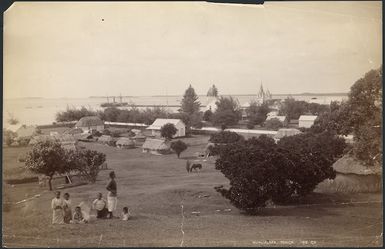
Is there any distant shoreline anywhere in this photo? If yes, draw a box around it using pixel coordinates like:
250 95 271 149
4 92 348 100
88 93 349 98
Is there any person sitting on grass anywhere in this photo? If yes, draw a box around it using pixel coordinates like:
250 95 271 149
92 193 108 219
71 206 88 224
51 191 64 224
63 193 72 224
121 207 131 221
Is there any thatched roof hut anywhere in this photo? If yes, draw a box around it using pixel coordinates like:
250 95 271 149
116 137 135 149
98 135 115 146
75 116 104 132
142 138 171 155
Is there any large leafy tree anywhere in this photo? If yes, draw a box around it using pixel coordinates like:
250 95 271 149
160 123 177 140
66 149 106 183
25 140 69 190
348 67 382 165
247 101 270 125
212 96 242 127
279 98 308 120
214 133 345 213
310 66 382 165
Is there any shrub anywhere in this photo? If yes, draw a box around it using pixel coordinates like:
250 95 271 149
209 131 244 144
160 123 177 140
214 133 345 213
170 140 188 158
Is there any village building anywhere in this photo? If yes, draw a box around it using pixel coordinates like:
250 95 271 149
116 137 135 149
75 116 104 133
316 155 382 193
146 118 186 138
298 115 318 128
142 138 171 155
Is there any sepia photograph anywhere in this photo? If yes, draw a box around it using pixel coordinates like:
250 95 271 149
2 1 382 247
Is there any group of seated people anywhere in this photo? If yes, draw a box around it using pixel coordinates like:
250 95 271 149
51 191 130 224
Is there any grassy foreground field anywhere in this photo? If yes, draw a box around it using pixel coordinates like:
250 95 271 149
2 135 383 247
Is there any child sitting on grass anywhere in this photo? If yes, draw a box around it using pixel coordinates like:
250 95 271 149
92 193 108 219
71 206 88 224
121 207 131 221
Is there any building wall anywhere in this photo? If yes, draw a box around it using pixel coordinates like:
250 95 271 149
298 120 315 128
79 125 104 132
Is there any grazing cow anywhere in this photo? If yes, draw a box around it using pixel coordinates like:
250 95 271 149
189 163 202 172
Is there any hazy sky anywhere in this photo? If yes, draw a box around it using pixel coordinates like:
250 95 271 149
4 1 382 98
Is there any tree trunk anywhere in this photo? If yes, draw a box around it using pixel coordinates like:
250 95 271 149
48 176 53 191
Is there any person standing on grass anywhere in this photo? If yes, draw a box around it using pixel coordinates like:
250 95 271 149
51 191 64 224
63 193 72 224
106 171 117 219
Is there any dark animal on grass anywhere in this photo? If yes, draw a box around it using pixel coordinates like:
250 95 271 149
189 164 202 172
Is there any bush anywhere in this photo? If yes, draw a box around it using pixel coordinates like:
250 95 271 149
170 140 188 158
264 118 284 130
214 133 345 213
209 131 244 144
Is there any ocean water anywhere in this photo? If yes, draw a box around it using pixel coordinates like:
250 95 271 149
3 94 348 127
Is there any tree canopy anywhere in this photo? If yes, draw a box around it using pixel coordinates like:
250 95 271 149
212 96 242 127
160 123 177 140
214 133 345 213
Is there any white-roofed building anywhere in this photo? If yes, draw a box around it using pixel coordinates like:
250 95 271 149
146 118 186 138
298 115 318 128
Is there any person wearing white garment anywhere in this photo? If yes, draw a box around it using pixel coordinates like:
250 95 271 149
106 171 117 219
